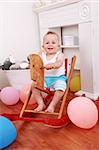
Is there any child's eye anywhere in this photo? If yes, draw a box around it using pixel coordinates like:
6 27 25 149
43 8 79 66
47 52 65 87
52 42 56 44
46 42 49 44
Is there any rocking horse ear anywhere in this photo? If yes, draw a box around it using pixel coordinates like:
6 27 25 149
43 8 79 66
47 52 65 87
27 54 35 65
27 55 31 64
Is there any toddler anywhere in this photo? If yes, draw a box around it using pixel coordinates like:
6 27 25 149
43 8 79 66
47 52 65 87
32 31 67 113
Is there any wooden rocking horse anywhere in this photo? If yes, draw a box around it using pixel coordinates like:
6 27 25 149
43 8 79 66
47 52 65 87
19 54 76 127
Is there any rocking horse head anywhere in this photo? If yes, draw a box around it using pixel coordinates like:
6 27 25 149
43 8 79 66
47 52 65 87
29 54 44 89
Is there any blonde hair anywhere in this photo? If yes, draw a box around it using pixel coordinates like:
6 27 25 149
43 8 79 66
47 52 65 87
43 31 59 42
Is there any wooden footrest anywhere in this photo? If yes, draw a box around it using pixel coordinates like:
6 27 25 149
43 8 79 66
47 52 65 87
24 109 59 116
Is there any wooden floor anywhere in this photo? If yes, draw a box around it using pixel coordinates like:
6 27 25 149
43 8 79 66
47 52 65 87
0 93 99 150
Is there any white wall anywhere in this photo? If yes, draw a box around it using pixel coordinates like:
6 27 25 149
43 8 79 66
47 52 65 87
0 1 40 64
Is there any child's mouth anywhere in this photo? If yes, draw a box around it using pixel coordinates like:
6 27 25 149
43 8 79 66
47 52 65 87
48 48 53 50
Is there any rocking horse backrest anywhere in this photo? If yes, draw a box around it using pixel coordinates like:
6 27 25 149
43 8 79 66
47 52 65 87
29 54 44 89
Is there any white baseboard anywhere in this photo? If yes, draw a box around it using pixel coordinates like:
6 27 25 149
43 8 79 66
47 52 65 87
75 90 99 101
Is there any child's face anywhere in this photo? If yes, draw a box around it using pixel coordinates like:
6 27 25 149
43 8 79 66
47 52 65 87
43 34 59 54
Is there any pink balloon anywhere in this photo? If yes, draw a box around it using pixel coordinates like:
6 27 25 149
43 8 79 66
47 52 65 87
0 87 19 105
67 97 98 129
19 84 36 105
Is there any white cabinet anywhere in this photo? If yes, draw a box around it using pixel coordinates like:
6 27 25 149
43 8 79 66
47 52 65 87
34 0 99 99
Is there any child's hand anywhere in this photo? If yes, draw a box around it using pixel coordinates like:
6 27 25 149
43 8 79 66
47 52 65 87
45 64 55 70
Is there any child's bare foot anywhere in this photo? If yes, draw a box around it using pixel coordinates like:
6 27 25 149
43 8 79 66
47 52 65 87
34 103 46 112
45 105 55 113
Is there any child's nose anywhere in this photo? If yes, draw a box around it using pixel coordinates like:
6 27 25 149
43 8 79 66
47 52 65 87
48 43 53 46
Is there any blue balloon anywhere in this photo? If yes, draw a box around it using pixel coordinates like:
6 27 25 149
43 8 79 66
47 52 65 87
0 116 16 149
